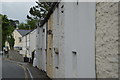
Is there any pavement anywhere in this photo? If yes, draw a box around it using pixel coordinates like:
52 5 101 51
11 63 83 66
2 50 51 79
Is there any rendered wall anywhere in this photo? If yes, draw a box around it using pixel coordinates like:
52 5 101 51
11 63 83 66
52 2 65 78
96 2 118 78
30 29 37 57
13 30 22 47
36 24 47 72
64 2 96 78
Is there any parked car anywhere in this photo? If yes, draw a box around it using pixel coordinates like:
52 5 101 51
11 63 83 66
14 46 22 50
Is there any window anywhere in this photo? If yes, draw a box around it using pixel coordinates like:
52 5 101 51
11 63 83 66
19 37 22 42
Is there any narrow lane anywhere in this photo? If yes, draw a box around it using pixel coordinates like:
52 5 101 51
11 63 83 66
2 59 25 78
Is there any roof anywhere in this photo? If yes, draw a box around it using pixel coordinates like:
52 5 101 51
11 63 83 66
23 29 36 37
19 2 59 36
16 29 32 36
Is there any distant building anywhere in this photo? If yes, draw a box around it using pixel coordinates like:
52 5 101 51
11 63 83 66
12 29 31 50
20 29 37 60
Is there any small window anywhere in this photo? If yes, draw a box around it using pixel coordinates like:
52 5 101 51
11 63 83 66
61 5 64 13
43 29 45 32
19 37 22 42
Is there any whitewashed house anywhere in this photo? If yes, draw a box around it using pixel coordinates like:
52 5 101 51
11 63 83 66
11 29 31 50
29 29 37 58
53 2 96 78
36 24 47 71
20 29 37 59
35 1 119 78
21 33 30 57
35 2 96 78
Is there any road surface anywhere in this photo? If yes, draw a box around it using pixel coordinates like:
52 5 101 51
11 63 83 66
2 60 25 78
1 55 28 79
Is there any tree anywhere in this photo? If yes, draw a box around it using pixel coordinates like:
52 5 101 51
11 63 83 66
1 14 18 48
18 23 28 30
7 34 15 49
27 2 53 25
26 19 37 29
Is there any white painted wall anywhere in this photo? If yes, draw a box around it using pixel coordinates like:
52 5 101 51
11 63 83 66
36 24 47 72
20 36 27 56
36 27 40 68
52 2 65 78
50 2 96 78
30 29 37 57
20 29 37 58
64 2 96 78
36 2 96 78
13 29 22 47
41 24 47 71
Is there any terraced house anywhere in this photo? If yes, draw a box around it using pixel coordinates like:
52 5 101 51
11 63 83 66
5 29 31 50
27 1 119 78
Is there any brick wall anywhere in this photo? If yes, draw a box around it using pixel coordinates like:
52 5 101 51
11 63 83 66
96 2 119 78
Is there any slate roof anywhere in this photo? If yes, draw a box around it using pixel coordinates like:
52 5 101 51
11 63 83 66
16 29 31 36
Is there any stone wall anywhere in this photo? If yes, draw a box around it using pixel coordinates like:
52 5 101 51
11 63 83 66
8 49 24 62
96 2 118 78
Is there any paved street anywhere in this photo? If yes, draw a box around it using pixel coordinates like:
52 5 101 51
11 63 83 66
1 54 50 79
2 59 25 78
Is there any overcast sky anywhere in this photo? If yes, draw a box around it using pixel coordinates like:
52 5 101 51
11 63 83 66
0 0 37 23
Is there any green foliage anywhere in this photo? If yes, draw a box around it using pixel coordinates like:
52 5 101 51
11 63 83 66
18 20 37 30
1 14 18 48
27 2 53 23
26 19 37 29
18 23 28 30
7 34 15 49
0 2 53 48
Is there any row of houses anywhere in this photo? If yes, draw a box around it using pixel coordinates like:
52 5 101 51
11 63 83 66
6 2 119 78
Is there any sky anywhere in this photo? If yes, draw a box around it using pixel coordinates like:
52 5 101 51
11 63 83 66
0 0 37 23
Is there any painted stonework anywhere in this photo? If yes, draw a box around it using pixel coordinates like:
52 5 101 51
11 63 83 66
96 2 118 78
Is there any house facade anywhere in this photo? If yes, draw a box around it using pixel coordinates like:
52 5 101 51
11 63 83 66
36 24 47 71
36 2 96 78
20 33 30 57
12 29 23 49
12 29 31 50
31 2 119 78
20 29 37 59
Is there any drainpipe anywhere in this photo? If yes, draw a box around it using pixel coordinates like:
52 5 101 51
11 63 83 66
29 33 30 62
